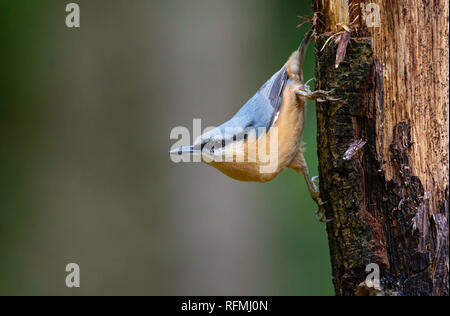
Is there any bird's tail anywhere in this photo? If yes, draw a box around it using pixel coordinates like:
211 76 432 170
297 28 315 75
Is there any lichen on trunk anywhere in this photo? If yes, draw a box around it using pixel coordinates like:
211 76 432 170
316 36 385 295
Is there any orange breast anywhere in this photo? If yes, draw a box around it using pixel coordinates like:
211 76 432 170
208 82 306 183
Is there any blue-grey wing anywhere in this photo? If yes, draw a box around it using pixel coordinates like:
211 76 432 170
257 66 288 127
231 66 287 129
207 66 288 145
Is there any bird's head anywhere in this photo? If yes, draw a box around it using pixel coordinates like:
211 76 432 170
169 127 228 163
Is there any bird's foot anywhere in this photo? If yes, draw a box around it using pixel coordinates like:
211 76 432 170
297 78 341 102
314 197 332 223
309 177 332 223
296 84 340 102
315 206 332 223
313 195 332 223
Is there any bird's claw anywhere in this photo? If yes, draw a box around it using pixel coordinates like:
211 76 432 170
296 83 340 102
313 196 331 223
309 178 332 223
304 78 315 90
315 206 332 223
311 176 319 191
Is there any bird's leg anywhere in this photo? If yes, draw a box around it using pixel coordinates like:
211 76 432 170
301 163 330 223
309 176 330 223
289 150 330 222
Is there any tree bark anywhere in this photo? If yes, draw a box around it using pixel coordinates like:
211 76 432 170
313 0 449 296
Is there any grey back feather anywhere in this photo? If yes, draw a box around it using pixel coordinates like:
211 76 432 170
196 66 288 147
221 66 287 131
258 66 288 127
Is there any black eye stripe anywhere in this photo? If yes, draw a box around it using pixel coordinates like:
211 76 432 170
201 134 249 151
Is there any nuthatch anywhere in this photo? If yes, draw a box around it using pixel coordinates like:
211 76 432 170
170 29 336 213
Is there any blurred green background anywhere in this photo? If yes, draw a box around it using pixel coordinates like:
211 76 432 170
0 0 332 295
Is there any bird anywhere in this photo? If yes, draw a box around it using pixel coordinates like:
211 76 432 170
170 28 337 217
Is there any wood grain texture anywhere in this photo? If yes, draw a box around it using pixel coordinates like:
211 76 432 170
313 0 449 296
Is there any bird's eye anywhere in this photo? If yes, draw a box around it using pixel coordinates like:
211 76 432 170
200 142 215 154
199 138 225 154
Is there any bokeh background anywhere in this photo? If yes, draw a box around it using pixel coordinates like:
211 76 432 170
0 0 333 295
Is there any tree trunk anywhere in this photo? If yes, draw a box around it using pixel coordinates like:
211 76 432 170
313 0 449 296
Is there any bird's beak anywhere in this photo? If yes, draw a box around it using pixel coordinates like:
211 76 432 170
169 145 202 156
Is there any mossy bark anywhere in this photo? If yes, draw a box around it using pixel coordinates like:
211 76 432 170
314 0 449 296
